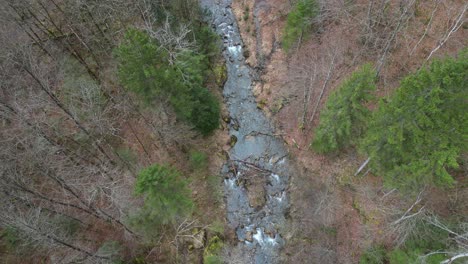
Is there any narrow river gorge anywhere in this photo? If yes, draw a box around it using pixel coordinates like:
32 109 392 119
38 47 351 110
201 0 290 262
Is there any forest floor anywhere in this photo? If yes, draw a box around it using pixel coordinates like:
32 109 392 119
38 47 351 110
231 0 467 263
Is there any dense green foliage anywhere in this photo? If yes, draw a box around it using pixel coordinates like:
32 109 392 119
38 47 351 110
131 164 193 233
311 64 376 153
115 0 222 136
360 224 449 264
194 25 223 64
115 29 167 102
115 0 223 135
115 29 220 135
282 0 320 51
362 51 467 190
204 236 224 264
204 256 223 264
359 245 386 264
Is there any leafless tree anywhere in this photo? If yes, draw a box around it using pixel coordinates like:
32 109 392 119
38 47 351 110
0 203 111 263
0 0 207 262
422 216 468 264
408 0 442 57
423 3 467 65
374 0 416 76
309 49 336 125
289 44 338 130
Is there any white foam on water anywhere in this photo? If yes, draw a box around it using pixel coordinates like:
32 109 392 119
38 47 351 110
228 45 242 56
253 228 265 246
253 228 279 247
274 192 285 202
224 178 236 188
277 157 286 165
271 174 280 182
266 234 279 246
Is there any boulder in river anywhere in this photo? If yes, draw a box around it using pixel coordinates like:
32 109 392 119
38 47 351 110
229 135 238 147
245 231 254 242
230 118 240 130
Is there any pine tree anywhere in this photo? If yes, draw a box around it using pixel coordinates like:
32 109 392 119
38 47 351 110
361 50 467 190
311 64 376 153
132 164 193 232
282 0 320 51
115 28 171 102
115 29 220 135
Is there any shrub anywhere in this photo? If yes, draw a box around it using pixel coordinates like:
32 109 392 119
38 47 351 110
204 236 224 264
204 255 223 264
189 150 208 171
116 147 138 167
0 228 20 251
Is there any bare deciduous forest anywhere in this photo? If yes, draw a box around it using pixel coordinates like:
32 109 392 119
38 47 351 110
0 0 227 263
232 0 466 263
0 0 466 263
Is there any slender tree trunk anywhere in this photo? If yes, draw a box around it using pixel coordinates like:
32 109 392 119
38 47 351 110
310 52 336 124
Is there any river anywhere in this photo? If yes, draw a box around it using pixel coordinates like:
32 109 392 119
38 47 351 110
201 1 290 263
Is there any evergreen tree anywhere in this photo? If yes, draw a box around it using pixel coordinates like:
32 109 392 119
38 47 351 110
282 0 320 51
362 50 467 190
173 50 220 134
115 28 171 102
194 25 222 64
132 164 193 232
115 29 220 135
311 64 376 153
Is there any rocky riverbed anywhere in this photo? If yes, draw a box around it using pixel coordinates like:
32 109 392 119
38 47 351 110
201 0 290 263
